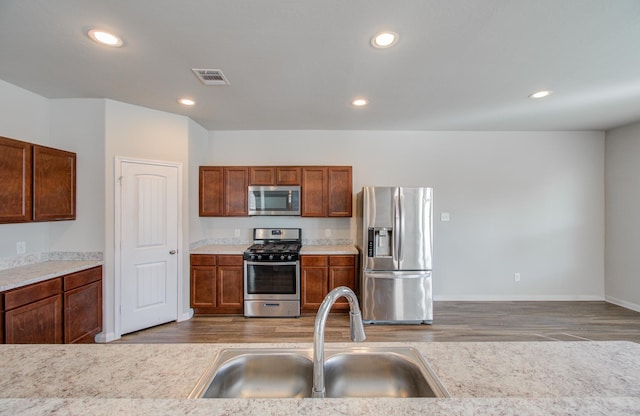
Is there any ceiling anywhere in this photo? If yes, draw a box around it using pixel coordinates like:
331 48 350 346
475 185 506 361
1 0 640 131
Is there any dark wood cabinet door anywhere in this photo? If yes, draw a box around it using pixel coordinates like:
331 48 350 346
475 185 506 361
327 167 352 217
63 266 102 344
33 145 76 221
217 265 243 311
301 167 327 217
301 256 329 312
5 294 63 344
224 167 248 216
191 266 217 308
276 167 301 185
64 280 102 343
328 259 356 311
199 166 224 216
301 266 328 312
0 137 32 223
249 167 276 185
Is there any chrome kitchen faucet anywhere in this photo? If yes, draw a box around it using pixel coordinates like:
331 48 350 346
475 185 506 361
312 286 366 398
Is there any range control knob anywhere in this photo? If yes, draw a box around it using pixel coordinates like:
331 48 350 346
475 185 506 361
280 255 286 260
269 254 274 260
287 255 293 261
257 255 262 260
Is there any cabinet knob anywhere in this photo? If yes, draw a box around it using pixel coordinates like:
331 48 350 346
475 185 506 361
169 250 177 255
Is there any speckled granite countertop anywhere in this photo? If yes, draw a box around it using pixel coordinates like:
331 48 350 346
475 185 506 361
0 260 103 291
0 341 638 415
190 244 358 256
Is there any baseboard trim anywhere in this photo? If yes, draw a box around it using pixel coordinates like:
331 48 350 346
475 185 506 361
605 296 640 313
178 308 194 322
433 295 605 302
94 331 119 343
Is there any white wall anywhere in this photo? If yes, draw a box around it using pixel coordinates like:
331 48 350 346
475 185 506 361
188 118 210 245
49 99 106 252
102 99 192 340
0 80 51 258
605 122 640 311
207 130 605 300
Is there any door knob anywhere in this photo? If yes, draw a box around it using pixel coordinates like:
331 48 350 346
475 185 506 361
169 250 176 255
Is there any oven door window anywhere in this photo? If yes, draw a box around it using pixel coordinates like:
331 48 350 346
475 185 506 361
245 262 298 295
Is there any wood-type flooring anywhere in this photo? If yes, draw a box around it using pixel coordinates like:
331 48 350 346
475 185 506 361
115 301 640 344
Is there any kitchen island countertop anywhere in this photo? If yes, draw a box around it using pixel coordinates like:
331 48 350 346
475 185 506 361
0 340 638 415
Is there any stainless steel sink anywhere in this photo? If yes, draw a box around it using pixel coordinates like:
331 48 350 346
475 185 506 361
189 346 449 399
194 351 313 398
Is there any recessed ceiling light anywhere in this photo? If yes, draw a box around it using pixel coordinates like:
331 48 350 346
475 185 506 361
178 98 196 106
87 29 123 47
529 90 553 99
352 98 368 107
371 31 398 48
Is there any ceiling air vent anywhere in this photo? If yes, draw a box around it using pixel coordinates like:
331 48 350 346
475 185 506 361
191 68 230 86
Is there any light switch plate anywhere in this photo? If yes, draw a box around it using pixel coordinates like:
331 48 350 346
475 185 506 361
440 212 450 222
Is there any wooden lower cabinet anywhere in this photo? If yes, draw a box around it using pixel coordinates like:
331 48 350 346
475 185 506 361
1 266 103 344
63 266 103 344
4 278 64 344
191 254 243 314
301 255 356 313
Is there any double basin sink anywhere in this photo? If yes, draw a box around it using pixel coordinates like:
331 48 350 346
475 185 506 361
189 346 449 399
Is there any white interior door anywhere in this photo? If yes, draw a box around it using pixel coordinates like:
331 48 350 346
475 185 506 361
119 160 179 335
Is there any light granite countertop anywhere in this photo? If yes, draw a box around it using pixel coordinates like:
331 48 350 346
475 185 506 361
0 260 103 291
190 244 358 256
0 341 638 415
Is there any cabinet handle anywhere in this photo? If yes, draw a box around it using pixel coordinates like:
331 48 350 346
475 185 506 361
169 250 177 255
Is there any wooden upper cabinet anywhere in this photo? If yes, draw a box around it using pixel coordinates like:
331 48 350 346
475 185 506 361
327 166 352 217
33 145 76 221
249 167 276 185
199 165 350 217
0 137 32 223
224 167 248 216
301 167 328 217
276 167 301 185
250 166 301 185
199 166 224 216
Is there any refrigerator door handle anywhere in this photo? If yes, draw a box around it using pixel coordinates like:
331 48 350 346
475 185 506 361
394 189 402 268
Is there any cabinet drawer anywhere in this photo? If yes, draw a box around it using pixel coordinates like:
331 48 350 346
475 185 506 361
217 255 243 266
329 255 355 266
301 255 328 267
4 277 62 310
63 266 102 291
191 254 217 266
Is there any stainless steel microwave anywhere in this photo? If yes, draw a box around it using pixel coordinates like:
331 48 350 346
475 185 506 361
248 186 301 216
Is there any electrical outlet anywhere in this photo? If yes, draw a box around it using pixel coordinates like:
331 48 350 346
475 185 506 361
16 241 26 254
325 228 331 237
514 273 521 282
440 212 450 222
234 229 240 238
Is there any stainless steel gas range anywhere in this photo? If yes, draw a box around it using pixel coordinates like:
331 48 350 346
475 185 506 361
243 228 302 317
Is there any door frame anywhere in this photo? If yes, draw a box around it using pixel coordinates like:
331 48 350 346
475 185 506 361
114 156 184 339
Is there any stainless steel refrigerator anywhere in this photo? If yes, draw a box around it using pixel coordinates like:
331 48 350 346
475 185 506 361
358 186 433 324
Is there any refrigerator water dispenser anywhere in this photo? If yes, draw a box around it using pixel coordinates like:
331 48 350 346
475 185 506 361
367 227 393 257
